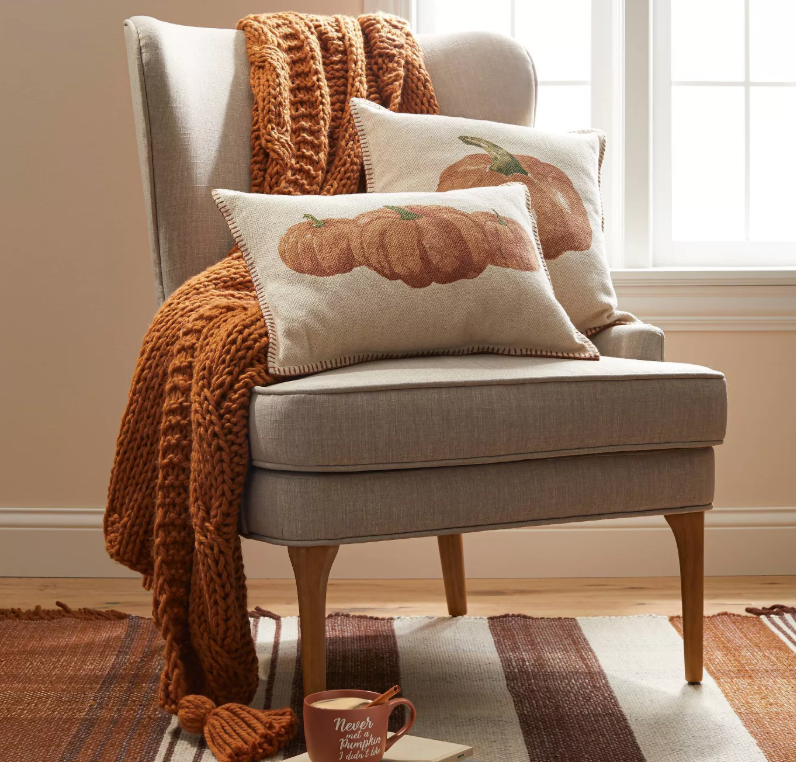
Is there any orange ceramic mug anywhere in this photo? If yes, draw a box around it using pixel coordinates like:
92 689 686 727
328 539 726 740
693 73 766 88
303 689 416 762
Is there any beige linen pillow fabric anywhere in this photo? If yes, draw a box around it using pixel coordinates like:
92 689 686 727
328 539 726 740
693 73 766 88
350 97 637 335
213 184 598 375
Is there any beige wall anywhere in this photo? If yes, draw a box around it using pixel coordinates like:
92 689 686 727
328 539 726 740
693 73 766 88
665 332 796 508
1 1 794 518
0 1 361 508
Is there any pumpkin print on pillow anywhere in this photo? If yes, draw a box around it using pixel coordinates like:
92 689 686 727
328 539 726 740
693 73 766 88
213 184 597 375
278 204 538 288
350 97 638 335
437 137 592 260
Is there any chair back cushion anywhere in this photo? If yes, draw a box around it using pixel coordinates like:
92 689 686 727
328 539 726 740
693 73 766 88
123 17 538 303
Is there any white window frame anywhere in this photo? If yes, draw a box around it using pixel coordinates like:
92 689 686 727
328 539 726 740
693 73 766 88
371 0 627 266
364 0 417 22
651 0 796 267
621 0 652 268
367 0 796 287
592 0 626 270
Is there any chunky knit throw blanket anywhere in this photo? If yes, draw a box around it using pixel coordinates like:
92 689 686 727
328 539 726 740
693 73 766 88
105 12 438 761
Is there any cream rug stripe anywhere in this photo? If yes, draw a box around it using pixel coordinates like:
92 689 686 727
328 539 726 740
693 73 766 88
393 616 531 762
174 736 207 762
151 718 180 762
577 616 768 762
270 616 299 713
252 615 278 709
760 613 796 653
270 617 300 762
157 723 206 762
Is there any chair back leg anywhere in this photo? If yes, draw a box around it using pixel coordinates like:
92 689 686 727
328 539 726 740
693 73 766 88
665 511 705 684
288 544 339 697
438 534 468 616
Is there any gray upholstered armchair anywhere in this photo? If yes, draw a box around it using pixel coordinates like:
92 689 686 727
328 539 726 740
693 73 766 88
124 17 727 696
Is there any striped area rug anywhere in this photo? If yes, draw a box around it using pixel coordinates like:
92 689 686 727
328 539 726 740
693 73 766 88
1 606 794 762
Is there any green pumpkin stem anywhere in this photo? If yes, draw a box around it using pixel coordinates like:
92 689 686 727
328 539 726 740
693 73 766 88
303 214 326 228
384 205 423 221
458 136 529 177
492 209 508 226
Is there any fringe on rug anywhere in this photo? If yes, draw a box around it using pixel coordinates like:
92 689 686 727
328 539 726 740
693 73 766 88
0 600 130 620
746 604 796 616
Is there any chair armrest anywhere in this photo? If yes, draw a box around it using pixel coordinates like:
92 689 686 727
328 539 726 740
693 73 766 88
590 323 665 362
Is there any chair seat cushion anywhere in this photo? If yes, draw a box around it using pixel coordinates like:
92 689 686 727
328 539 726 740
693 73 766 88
249 355 726 472
242 448 714 544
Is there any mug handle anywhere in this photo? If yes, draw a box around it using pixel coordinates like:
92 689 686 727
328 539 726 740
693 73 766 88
384 698 416 751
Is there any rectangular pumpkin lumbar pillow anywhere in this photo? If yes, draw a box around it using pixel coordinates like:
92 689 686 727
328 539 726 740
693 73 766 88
212 184 598 376
350 97 637 336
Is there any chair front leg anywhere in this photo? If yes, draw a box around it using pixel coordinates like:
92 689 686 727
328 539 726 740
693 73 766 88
438 534 468 616
665 511 705 684
288 544 339 697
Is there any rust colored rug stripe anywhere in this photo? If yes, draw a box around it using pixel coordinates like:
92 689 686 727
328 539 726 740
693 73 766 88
749 605 796 652
489 615 647 762
68 618 169 762
672 613 796 762
0 615 168 762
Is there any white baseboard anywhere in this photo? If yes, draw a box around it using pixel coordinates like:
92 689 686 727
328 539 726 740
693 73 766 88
1 507 793 578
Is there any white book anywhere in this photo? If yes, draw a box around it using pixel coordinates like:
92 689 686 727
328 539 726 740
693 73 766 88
285 734 473 762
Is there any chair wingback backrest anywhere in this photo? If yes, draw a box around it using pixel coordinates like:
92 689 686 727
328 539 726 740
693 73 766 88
124 16 538 303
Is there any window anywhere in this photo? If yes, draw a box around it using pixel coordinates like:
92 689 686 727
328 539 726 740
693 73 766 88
413 1 624 265
417 1 594 132
653 0 796 266
391 0 796 269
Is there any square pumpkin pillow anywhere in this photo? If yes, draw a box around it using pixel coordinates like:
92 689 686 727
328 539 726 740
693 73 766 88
350 98 637 335
213 184 598 375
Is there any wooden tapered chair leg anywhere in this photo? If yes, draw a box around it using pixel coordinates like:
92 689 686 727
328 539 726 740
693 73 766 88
288 545 339 697
438 534 467 616
665 511 705 684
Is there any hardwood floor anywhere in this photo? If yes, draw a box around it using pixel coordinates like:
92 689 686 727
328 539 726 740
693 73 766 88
2 576 794 618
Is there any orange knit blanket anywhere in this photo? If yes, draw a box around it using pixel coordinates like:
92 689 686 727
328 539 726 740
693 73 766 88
104 12 437 760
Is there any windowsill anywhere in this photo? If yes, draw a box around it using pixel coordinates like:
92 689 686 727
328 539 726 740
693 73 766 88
609 268 796 331
611 267 796 287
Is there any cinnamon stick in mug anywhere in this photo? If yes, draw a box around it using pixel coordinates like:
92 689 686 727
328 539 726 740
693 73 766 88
365 685 401 708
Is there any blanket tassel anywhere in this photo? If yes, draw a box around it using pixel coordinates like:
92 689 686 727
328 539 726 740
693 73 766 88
178 695 297 762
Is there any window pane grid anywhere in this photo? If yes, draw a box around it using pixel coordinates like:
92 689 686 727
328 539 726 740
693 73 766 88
415 0 623 265
669 0 796 248
415 0 593 131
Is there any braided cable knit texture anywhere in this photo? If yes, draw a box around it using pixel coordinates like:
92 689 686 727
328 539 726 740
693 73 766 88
104 12 437 762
